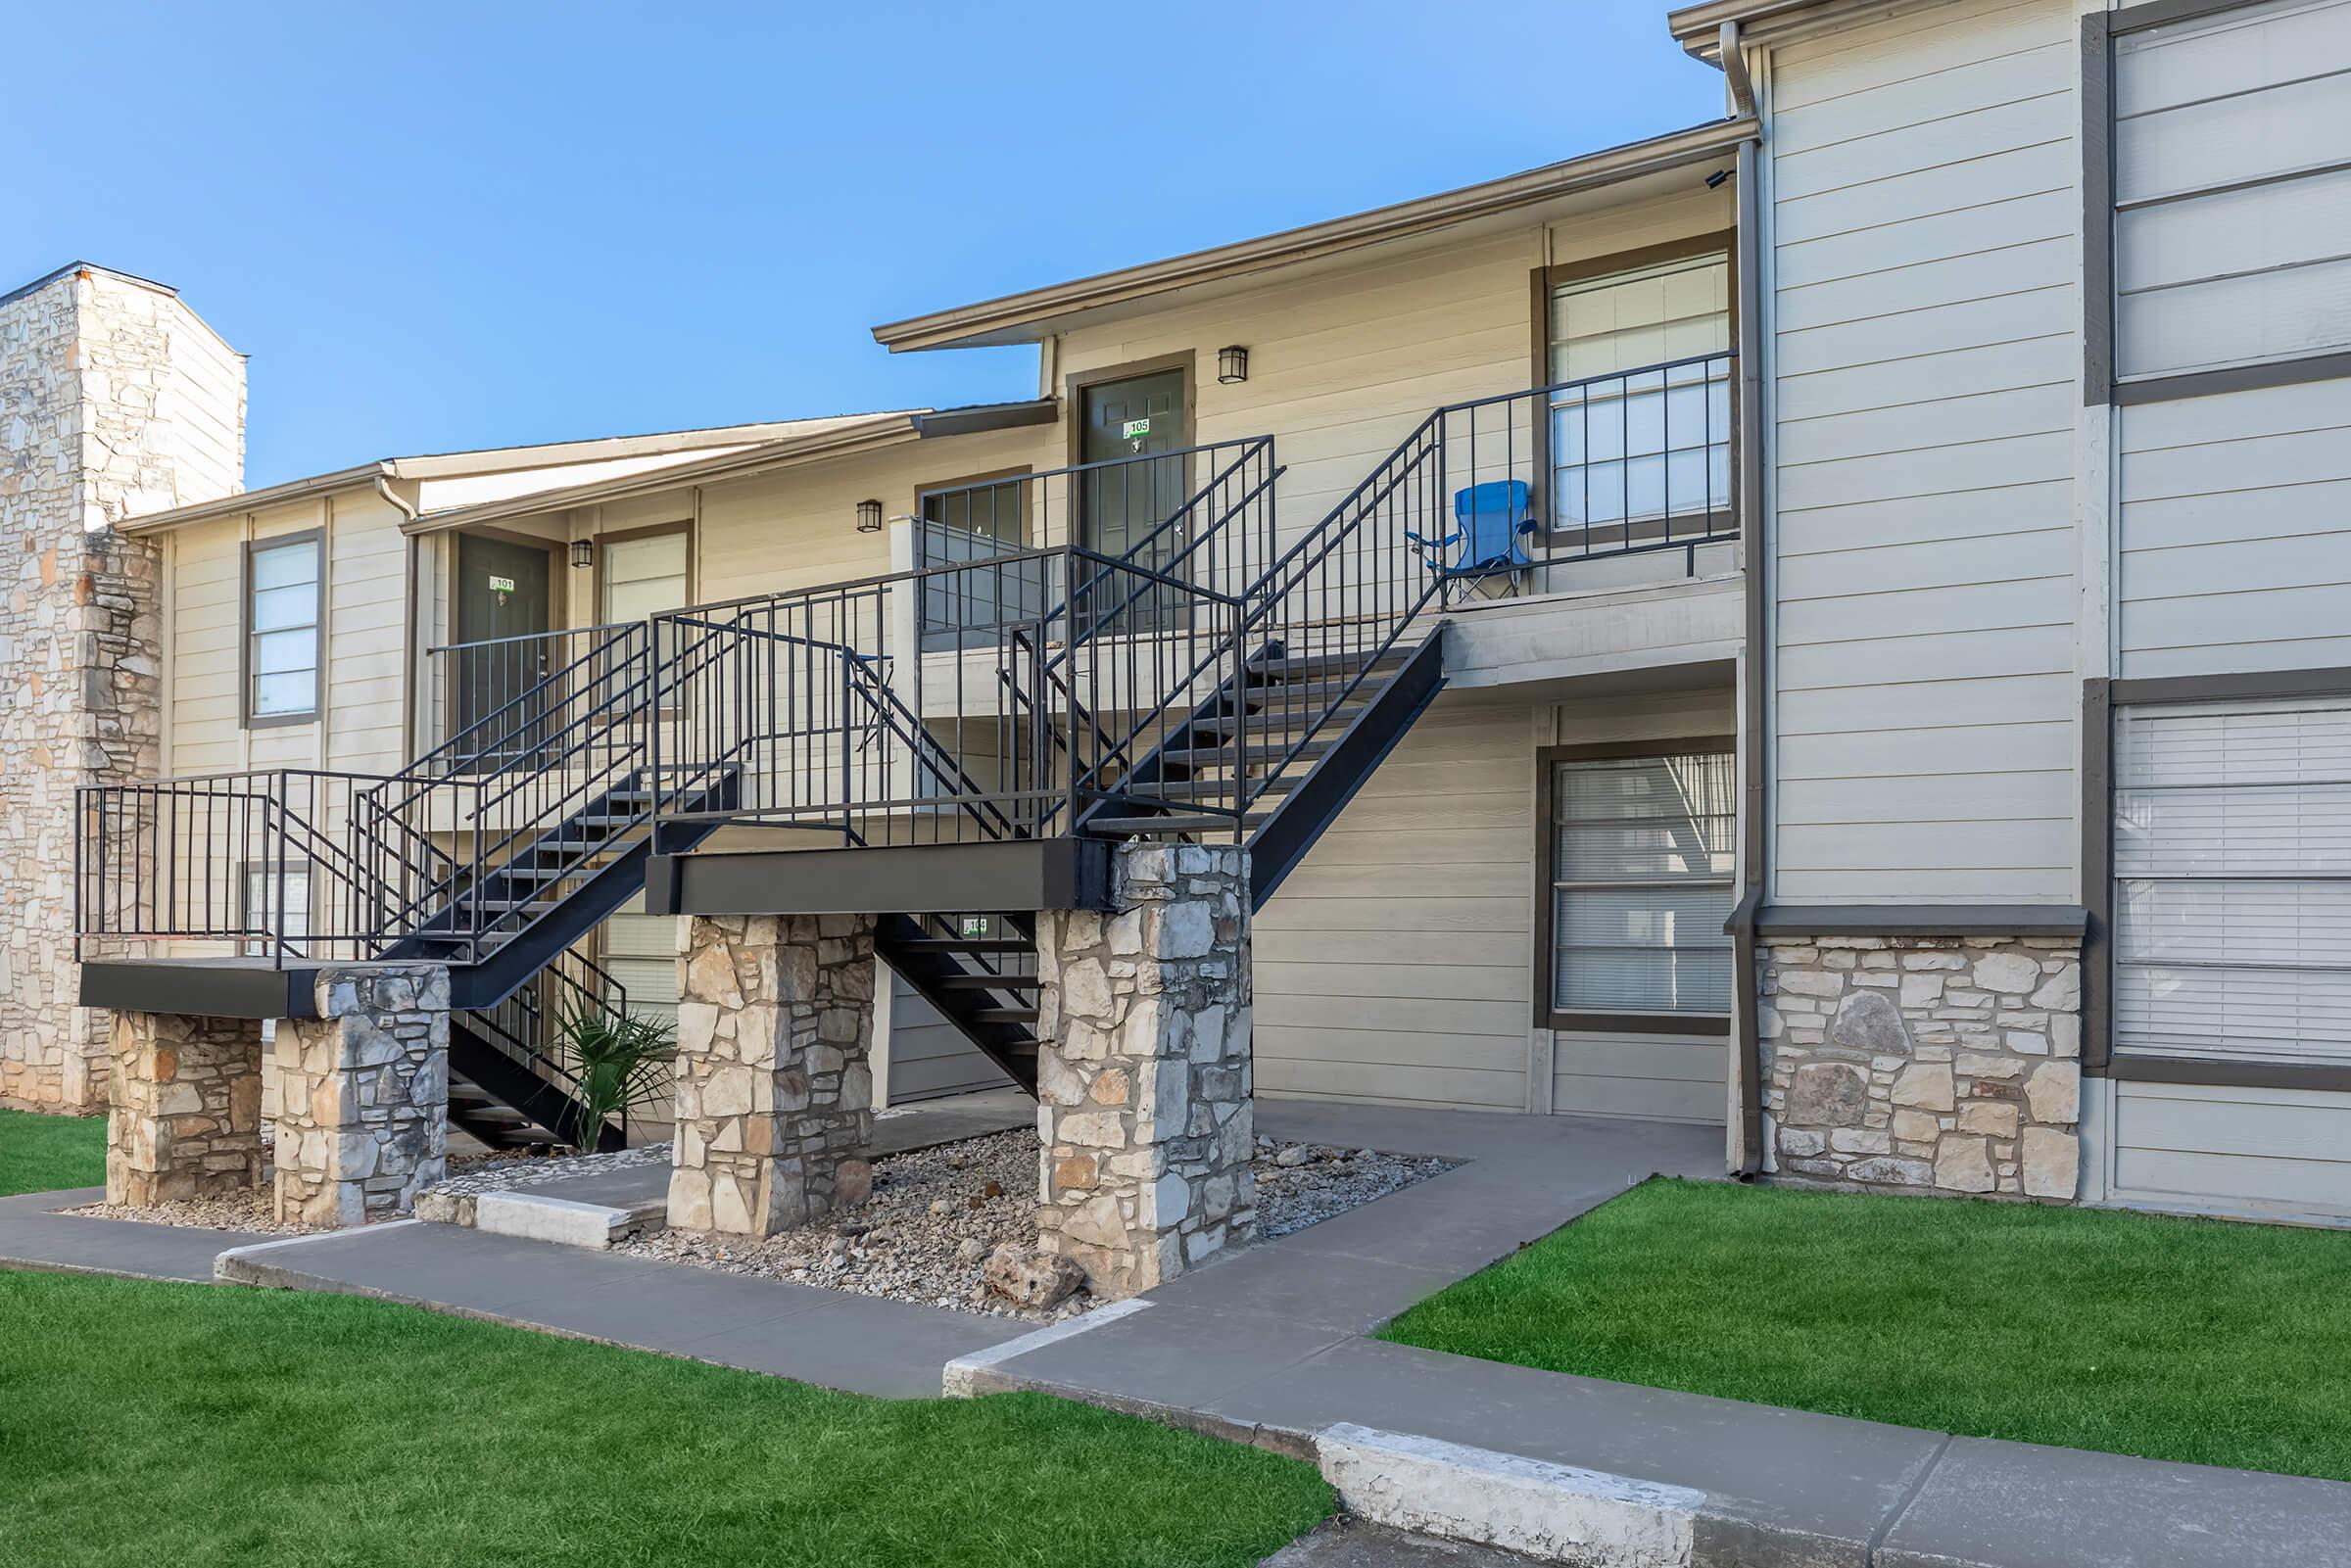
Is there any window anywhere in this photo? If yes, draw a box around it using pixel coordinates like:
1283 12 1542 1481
2109 0 2351 387
600 528 690 623
916 471 1043 649
1542 745 1736 1022
244 533 320 724
1544 250 1732 536
2113 697 2351 1066
241 860 312 958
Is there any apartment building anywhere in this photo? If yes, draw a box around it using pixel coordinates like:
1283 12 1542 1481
12 0 2346 1274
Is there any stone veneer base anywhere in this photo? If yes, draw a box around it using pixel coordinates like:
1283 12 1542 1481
105 1012 265 1206
1034 842 1255 1299
667 913 877 1237
273 965 451 1226
1760 935 2083 1201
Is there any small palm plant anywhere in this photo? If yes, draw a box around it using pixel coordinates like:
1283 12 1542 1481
556 1000 675 1154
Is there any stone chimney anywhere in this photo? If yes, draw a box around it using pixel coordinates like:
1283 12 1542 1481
0 263 246 1112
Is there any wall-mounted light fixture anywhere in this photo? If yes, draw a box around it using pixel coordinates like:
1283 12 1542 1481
1217 345 1250 385
569 540 595 569
854 499 885 533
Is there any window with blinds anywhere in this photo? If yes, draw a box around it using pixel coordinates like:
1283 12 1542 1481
1546 253 1732 533
1547 747 1736 1019
246 534 320 722
2112 0 2351 382
2114 697 2351 1065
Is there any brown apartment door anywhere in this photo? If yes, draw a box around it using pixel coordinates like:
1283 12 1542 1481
455 533 554 770
1078 368 1189 630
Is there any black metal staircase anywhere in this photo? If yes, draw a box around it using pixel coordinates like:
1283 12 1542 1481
85 355 1742 1118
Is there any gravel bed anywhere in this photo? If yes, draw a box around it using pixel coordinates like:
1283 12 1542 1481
425 1140 672 1199
58 1187 325 1236
615 1129 1459 1321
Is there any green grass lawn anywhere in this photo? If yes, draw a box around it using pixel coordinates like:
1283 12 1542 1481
0 1269 1330 1566
1381 1177 2351 1482
0 1106 106 1196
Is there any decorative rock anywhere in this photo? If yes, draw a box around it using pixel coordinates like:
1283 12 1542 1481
1827 990 1912 1055
2021 1124 2081 1199
1788 1062 1868 1126
984 1244 1087 1310
2025 1062 2081 1125
1970 952 2040 997
1847 1155 1933 1187
1891 1063 1956 1113
1274 1144 1310 1167
1933 1135 1995 1194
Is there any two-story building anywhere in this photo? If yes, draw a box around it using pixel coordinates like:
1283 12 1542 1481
11 0 2348 1287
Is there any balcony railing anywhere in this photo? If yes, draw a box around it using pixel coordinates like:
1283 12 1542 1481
1419 351 1737 589
76 356 1740 967
651 543 1247 848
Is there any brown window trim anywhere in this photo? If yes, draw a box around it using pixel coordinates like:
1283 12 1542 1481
1526 230 1738 539
240 528 325 730
1535 734 1737 1037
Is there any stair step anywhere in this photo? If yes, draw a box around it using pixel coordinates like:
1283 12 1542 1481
891 937 1032 956
1149 775 1302 803
935 974 1039 992
1250 649 1408 682
1161 737 1334 770
972 1006 1039 1025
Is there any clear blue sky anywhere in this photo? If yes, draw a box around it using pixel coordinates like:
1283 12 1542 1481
6 2 1725 487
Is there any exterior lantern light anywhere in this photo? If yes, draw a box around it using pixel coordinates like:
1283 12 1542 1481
1217 345 1250 385
854 499 885 533
568 540 595 569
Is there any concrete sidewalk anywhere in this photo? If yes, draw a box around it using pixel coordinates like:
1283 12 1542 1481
956 1100 2351 1568
0 1186 275 1282
214 1220 1029 1398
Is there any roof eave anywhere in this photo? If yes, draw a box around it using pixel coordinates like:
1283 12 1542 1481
1667 0 1813 53
119 463 391 536
400 417 927 535
870 117 1759 354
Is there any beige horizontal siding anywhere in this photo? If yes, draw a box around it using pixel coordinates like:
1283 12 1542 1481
1767 0 2080 905
1254 694 1533 1114
2105 1081 2351 1220
2118 376 2351 680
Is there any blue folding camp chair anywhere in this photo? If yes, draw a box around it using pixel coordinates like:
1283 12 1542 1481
1406 479 1538 596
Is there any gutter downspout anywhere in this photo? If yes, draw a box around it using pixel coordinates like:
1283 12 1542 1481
1722 21 1769 1178
375 471 425 761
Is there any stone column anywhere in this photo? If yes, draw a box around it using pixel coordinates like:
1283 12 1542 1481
668 914 877 1237
1759 935 2082 1201
1 265 243 1114
1035 843 1255 1299
106 1011 265 1205
273 964 451 1226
